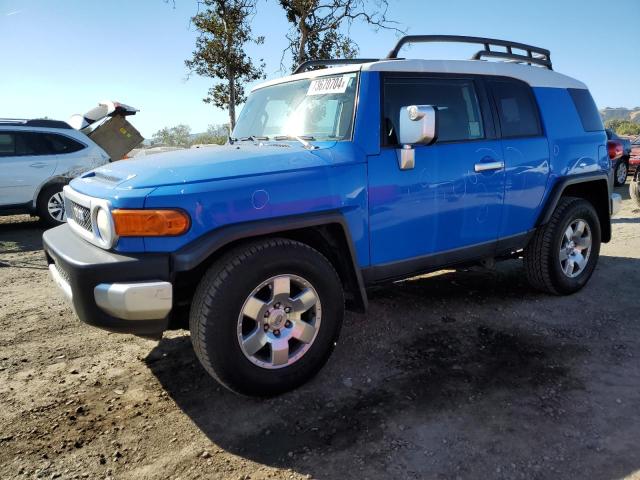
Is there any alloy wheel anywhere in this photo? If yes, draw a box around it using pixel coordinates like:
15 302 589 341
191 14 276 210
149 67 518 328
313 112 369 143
237 274 322 369
617 162 628 185
559 218 592 278
47 192 66 222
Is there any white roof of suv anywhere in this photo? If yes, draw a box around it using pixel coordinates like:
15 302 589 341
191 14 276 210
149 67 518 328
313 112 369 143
253 59 587 92
253 35 587 92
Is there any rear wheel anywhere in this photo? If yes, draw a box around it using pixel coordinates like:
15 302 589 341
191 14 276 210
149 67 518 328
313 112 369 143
189 238 344 396
524 197 601 295
614 159 628 186
37 184 66 228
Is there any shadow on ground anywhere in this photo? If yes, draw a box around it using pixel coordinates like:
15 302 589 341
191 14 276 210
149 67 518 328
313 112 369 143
0 215 44 254
614 183 631 201
612 216 640 224
146 256 640 479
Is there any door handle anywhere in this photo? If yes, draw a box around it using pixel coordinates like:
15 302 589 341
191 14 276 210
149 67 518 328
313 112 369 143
30 162 48 168
474 161 504 172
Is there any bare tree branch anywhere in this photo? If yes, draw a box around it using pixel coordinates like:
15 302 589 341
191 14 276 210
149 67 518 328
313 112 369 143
279 0 405 72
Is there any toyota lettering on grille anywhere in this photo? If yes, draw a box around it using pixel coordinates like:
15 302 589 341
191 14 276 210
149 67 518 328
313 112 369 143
73 205 87 223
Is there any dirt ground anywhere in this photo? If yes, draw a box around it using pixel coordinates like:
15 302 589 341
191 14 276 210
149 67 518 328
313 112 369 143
1 185 639 480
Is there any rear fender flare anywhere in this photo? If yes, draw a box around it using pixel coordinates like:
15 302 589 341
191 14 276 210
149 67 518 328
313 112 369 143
536 171 612 242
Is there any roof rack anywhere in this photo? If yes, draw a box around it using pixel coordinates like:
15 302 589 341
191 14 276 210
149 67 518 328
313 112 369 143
290 35 552 75
386 35 552 70
293 58 380 74
0 118 72 129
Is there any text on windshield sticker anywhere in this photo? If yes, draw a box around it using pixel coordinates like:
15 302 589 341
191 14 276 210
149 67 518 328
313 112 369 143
307 76 350 96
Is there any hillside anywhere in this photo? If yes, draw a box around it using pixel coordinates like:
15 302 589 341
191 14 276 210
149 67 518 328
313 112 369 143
600 107 640 124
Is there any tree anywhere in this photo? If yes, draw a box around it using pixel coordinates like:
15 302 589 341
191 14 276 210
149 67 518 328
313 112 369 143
605 119 640 136
152 124 192 147
185 0 265 131
191 124 230 145
279 0 403 71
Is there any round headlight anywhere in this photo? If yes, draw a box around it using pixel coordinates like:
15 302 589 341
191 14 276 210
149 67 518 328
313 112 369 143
96 208 114 245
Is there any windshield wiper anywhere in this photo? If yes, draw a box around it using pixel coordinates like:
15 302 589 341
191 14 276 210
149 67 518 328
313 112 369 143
274 135 318 150
234 135 270 142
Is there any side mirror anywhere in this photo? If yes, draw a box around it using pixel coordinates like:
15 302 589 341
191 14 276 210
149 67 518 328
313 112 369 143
396 105 438 170
398 105 438 146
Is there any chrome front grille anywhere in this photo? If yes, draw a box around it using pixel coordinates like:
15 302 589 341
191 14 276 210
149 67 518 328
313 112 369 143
70 201 92 232
63 185 116 249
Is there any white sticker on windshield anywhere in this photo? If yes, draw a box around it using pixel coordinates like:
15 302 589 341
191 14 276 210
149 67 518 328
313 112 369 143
307 75 350 96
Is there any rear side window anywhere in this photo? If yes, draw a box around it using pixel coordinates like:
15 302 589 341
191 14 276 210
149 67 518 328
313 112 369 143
383 77 485 145
0 132 84 157
16 133 40 155
488 79 541 138
0 133 15 156
568 88 603 132
39 133 85 154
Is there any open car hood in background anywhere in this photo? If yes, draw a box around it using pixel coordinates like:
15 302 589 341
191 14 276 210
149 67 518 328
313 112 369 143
67 101 138 131
67 101 143 161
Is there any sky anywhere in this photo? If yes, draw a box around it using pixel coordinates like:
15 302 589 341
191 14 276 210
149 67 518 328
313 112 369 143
1 0 639 138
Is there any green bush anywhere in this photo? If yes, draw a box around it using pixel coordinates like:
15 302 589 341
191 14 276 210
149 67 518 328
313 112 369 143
605 119 640 136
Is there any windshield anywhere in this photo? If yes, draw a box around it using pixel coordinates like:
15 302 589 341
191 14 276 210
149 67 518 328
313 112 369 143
232 72 358 142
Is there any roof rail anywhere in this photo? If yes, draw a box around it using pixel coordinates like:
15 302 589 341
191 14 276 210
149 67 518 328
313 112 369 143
0 118 27 124
0 118 72 129
386 35 552 70
293 58 380 74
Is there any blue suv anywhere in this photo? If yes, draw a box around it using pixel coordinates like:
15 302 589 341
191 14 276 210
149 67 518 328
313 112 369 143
43 36 621 396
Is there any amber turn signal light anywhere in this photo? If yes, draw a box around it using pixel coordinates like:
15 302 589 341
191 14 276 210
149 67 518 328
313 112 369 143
112 209 190 237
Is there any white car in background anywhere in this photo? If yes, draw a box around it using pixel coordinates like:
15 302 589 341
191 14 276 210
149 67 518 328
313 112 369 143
0 101 142 227
0 119 110 226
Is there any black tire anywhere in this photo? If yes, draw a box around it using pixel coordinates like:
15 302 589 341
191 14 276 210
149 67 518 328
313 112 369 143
613 159 628 187
631 175 640 208
189 238 344 396
524 197 601 295
36 184 66 228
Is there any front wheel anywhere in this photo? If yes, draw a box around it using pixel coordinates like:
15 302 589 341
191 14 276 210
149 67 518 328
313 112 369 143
189 238 344 396
614 159 628 187
524 197 601 295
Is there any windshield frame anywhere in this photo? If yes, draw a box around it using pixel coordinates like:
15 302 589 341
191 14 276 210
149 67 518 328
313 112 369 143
233 70 361 144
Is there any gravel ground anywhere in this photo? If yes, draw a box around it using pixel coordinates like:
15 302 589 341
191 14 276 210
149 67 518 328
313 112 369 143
1 185 639 480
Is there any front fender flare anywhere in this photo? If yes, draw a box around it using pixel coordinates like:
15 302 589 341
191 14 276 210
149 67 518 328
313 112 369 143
171 210 368 312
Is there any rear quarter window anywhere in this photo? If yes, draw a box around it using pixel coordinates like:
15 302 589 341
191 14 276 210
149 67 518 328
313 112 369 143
39 133 85 154
0 132 15 156
488 79 542 138
568 88 603 132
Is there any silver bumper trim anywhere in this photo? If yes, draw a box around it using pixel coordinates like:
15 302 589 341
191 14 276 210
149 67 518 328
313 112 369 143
611 193 622 217
94 281 172 321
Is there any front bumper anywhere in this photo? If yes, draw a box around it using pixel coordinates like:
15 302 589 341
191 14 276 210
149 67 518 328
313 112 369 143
43 224 172 336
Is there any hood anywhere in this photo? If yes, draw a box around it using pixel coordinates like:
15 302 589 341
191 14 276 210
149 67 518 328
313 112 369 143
77 142 336 190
